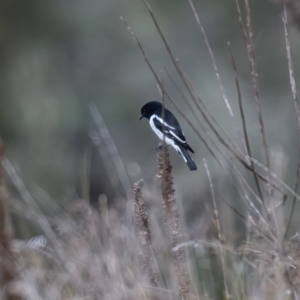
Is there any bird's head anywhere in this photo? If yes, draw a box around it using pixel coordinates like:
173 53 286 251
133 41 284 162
139 101 162 120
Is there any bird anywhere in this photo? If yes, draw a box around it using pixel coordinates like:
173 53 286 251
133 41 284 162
139 101 197 171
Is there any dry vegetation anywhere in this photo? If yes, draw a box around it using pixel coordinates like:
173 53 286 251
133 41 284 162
2 0 300 299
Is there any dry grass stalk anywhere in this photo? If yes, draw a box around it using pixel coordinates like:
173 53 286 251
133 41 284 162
203 158 230 299
282 4 300 238
250 158 300 204
187 0 248 158
228 42 263 200
89 102 132 200
244 0 270 178
0 138 19 300
292 233 300 260
133 179 159 287
156 146 191 300
243 210 299 298
243 1 277 228
2 157 65 264
280 0 300 30
291 233 300 292
187 0 236 123
235 0 273 210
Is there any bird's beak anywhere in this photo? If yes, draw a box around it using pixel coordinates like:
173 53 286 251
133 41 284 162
139 115 143 120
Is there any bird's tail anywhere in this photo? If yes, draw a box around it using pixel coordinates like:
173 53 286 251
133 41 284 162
178 146 197 171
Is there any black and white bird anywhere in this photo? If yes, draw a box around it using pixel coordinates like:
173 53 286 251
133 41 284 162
139 101 197 171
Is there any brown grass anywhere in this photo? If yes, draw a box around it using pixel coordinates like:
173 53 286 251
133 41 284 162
157 146 191 300
133 179 159 287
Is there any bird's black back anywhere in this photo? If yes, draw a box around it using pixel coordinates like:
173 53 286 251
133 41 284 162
155 108 186 141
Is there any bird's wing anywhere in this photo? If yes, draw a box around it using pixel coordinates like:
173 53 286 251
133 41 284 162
152 112 195 153
152 115 187 145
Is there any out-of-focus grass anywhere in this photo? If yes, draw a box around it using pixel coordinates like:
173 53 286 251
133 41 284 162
1 141 300 299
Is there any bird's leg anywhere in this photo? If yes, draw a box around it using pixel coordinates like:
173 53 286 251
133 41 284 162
156 143 163 151
156 143 169 151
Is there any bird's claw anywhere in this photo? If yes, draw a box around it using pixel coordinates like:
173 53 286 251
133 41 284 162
156 143 169 151
156 143 163 151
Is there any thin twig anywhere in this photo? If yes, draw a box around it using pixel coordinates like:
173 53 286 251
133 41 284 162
279 0 300 30
234 0 248 39
250 157 300 204
1 157 65 261
234 0 272 209
164 66 228 164
233 164 277 242
244 0 271 194
89 102 132 200
239 0 277 233
203 158 230 299
188 0 240 140
227 42 263 201
282 4 300 238
218 193 247 221
89 130 120 195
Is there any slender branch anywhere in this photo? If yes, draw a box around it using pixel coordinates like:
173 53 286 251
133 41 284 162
282 4 300 238
89 102 132 200
250 157 300 203
244 0 271 188
203 158 230 299
227 42 263 201
279 0 300 30
1 157 65 264
188 0 242 150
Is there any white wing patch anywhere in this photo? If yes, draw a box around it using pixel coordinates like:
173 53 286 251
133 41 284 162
149 115 187 162
151 115 186 144
170 130 186 144
154 115 176 130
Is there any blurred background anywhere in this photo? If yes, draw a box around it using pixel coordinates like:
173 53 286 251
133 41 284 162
1 0 300 238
